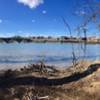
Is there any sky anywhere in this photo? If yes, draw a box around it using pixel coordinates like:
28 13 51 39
0 0 100 37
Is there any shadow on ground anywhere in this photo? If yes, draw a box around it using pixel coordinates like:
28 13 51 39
0 63 100 88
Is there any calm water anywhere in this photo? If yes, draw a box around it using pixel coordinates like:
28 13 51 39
0 43 100 69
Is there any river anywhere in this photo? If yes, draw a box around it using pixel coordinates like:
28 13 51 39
0 43 99 69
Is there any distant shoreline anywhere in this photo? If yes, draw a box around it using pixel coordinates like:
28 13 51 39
0 36 100 44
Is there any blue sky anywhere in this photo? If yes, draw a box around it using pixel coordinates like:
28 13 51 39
0 0 99 37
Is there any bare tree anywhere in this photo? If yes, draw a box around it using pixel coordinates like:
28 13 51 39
62 17 78 68
75 0 100 60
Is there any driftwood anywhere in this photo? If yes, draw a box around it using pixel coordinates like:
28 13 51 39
23 94 49 100
23 62 58 75
35 96 49 100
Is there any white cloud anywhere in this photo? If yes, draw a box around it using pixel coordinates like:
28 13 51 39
42 10 47 14
0 19 3 23
18 30 23 33
0 33 15 37
80 11 86 15
75 10 86 16
17 0 44 9
32 19 36 23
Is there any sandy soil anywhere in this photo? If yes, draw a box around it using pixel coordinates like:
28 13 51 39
0 60 100 100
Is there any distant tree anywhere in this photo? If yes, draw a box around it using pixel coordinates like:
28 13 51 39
13 36 23 43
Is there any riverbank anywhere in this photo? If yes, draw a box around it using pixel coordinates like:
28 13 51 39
0 60 100 100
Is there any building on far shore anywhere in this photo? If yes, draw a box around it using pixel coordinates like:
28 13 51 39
87 36 99 43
